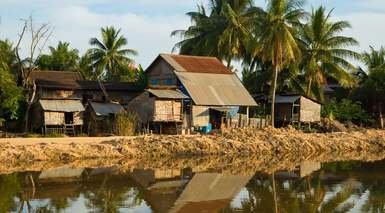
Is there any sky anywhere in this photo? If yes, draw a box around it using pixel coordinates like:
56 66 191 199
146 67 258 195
0 0 384 69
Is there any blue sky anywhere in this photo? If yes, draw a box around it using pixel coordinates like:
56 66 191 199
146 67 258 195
0 0 384 69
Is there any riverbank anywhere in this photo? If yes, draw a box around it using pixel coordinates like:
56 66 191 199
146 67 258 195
1 127 385 169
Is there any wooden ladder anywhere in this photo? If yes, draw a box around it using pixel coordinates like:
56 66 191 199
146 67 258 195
64 124 75 136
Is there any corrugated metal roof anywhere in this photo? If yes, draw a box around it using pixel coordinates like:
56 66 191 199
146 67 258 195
171 173 252 213
175 72 257 106
274 95 301 104
90 102 124 116
39 166 85 180
39 99 85 112
147 89 189 99
160 54 233 74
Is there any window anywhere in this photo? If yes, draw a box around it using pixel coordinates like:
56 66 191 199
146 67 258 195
151 79 159 85
164 78 173 85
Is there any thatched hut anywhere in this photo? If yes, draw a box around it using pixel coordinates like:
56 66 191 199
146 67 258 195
85 101 125 136
273 95 321 125
31 99 85 135
127 89 189 134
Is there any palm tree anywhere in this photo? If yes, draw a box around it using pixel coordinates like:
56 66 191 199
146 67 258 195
36 41 79 71
299 7 360 100
89 26 137 81
254 0 305 127
172 0 258 67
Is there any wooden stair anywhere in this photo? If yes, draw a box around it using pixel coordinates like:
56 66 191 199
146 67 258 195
64 124 75 136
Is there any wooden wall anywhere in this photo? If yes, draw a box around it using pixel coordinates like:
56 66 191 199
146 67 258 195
146 59 178 88
43 111 83 126
192 106 209 126
44 112 65 125
126 92 155 124
276 103 293 122
154 100 182 122
38 89 81 99
300 97 321 122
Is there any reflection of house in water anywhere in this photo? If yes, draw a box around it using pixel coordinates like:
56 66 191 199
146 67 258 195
128 168 252 213
275 161 322 179
170 173 252 213
39 166 87 183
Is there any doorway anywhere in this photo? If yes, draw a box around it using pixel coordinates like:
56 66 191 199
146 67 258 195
65 112 74 124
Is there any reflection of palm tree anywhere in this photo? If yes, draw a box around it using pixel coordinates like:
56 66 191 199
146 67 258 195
84 175 145 212
0 173 21 212
361 180 385 212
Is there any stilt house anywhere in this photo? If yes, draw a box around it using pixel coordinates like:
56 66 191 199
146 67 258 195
273 95 321 125
130 54 257 133
29 70 142 135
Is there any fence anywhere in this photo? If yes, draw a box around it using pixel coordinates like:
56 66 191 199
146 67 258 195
228 114 270 129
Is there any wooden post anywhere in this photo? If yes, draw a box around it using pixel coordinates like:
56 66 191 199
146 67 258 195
246 106 250 127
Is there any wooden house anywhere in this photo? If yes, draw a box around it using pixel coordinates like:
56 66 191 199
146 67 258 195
29 70 143 135
32 99 85 135
127 88 189 134
273 95 321 125
142 54 257 133
84 101 125 136
29 71 142 106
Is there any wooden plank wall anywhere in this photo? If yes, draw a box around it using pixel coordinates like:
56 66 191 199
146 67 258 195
192 106 209 126
300 97 321 122
44 112 65 125
154 100 182 122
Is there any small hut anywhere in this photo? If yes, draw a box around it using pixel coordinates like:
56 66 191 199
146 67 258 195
273 95 321 126
31 99 85 135
127 89 189 134
85 101 125 136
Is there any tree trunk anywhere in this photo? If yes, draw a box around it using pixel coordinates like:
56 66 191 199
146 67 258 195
272 172 278 213
24 82 36 132
271 66 279 128
226 58 232 69
306 77 313 97
379 102 384 129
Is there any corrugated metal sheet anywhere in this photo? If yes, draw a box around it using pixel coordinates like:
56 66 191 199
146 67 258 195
171 173 252 213
147 89 189 99
274 95 301 104
160 54 233 74
175 72 257 106
39 166 85 180
90 102 124 116
39 99 85 112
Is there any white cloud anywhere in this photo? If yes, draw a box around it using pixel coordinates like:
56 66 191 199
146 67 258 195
0 4 190 68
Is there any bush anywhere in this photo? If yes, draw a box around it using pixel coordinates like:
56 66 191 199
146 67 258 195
113 111 139 136
322 98 373 124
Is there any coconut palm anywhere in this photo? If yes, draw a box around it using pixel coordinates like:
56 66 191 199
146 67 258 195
172 0 258 67
299 7 360 100
89 26 137 81
254 0 305 127
36 41 79 71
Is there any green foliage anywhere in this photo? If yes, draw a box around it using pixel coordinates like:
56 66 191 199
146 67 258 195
0 63 23 120
113 111 139 136
299 7 359 101
89 26 138 81
352 47 385 116
172 0 258 66
0 174 21 212
322 98 372 123
35 41 79 71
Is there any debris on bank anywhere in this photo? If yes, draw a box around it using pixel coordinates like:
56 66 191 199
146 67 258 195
0 128 385 164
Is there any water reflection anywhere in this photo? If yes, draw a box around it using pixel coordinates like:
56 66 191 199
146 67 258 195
1 159 385 212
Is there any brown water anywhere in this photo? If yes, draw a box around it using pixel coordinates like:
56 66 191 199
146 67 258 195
1 159 385 212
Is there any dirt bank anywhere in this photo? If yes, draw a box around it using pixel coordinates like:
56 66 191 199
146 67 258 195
1 127 385 168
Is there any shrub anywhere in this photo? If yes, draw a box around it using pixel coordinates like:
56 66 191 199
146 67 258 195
113 111 139 136
322 98 373 124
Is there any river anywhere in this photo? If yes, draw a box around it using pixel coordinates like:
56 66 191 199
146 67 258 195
1 156 385 212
